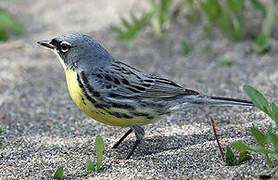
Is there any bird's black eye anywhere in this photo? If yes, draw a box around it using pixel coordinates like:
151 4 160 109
60 41 71 53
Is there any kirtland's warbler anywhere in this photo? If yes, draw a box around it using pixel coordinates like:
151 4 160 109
38 33 253 159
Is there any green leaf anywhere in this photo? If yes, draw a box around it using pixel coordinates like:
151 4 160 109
238 151 252 163
121 17 131 29
0 9 25 41
113 12 152 43
95 135 104 172
231 141 248 152
53 167 64 180
265 154 272 168
248 145 272 154
130 13 139 24
250 0 266 16
0 31 9 41
216 59 233 67
255 34 270 54
86 158 95 172
262 0 277 37
181 40 191 55
225 146 236 165
270 103 278 124
267 132 278 153
266 125 274 146
201 0 221 21
0 124 2 135
148 0 172 36
226 146 235 160
251 127 266 146
243 85 270 115
256 34 268 48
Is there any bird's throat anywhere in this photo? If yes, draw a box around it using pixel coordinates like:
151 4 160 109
54 50 67 70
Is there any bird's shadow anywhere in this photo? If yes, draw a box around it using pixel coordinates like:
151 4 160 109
107 131 217 160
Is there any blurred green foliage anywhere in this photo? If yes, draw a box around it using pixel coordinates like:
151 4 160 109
113 12 153 47
199 0 245 41
113 0 172 46
256 34 270 54
149 0 172 36
216 59 233 67
114 0 278 53
0 8 25 41
181 40 192 55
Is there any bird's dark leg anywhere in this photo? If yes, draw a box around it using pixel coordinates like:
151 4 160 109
112 128 133 149
126 125 145 159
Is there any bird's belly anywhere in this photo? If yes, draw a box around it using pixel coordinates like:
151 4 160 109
65 69 158 127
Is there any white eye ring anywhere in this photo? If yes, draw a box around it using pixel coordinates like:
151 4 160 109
60 41 71 53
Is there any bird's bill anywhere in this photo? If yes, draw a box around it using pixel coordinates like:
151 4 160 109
37 40 55 49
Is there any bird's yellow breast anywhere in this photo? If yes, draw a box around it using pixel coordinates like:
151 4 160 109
64 68 156 127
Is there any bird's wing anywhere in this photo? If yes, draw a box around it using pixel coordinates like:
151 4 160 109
84 61 199 100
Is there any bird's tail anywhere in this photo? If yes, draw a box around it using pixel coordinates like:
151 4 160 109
168 95 253 111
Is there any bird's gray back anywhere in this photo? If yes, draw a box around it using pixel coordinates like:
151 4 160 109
82 60 200 114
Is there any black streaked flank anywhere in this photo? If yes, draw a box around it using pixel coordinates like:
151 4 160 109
94 103 111 110
107 111 133 119
81 96 86 105
111 102 135 110
80 71 101 97
77 73 96 104
132 112 155 120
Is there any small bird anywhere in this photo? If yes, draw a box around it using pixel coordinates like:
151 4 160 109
38 33 253 159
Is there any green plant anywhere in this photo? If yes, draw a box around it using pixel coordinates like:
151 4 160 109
255 34 270 54
95 135 104 171
225 146 251 166
82 135 105 176
261 0 278 38
250 0 278 54
53 167 64 180
113 12 153 47
216 59 233 67
181 40 192 55
232 85 278 168
149 0 172 36
210 116 251 166
200 0 246 41
113 0 173 46
114 0 278 51
250 0 266 16
0 8 25 41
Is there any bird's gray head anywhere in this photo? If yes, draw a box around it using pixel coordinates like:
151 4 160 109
37 33 114 70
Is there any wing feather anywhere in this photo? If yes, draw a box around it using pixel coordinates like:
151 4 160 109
86 61 199 100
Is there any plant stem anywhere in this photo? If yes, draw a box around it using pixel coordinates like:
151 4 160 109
210 116 225 161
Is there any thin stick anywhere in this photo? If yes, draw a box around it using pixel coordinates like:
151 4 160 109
210 116 225 161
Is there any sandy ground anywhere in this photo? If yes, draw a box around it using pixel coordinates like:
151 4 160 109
0 0 278 179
